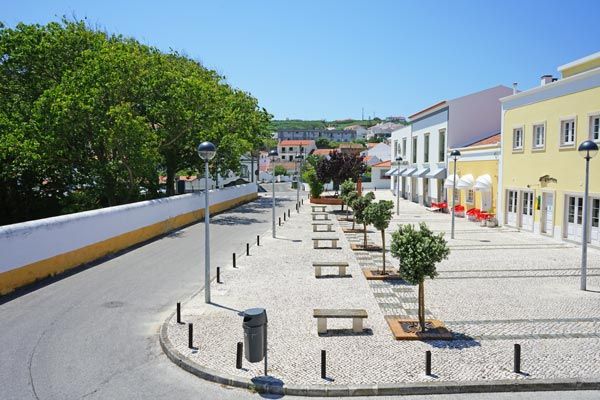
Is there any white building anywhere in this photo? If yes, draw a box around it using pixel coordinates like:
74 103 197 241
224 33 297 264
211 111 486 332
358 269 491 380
277 140 317 162
367 122 404 140
344 124 368 139
389 85 513 206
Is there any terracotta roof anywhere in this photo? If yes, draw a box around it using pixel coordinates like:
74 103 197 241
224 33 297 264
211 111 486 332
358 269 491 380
466 133 501 147
372 160 391 168
409 100 447 119
158 175 198 184
338 143 365 149
367 143 378 148
312 149 334 156
279 140 316 146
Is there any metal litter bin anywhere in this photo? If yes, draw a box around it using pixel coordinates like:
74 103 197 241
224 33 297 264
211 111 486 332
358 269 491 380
243 308 267 362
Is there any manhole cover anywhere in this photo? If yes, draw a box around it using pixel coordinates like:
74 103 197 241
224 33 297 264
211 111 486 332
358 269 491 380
102 301 124 308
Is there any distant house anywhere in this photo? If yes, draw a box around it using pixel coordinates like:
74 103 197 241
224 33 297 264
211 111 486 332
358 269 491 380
338 143 365 155
312 148 334 157
276 129 356 142
344 124 368 139
367 122 404 140
361 142 391 164
277 140 317 162
370 160 392 189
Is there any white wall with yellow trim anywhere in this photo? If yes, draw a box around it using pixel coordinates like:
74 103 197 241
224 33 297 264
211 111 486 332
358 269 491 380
0 184 257 295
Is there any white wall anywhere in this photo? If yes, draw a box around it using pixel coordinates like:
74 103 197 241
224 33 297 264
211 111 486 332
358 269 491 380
0 184 256 273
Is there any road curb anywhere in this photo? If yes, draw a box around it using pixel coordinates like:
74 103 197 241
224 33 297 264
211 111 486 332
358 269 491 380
159 311 600 396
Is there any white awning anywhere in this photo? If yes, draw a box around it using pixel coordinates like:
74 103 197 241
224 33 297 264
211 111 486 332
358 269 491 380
384 168 398 176
456 174 475 189
425 167 447 179
393 167 406 176
413 168 430 178
473 174 492 192
401 167 417 177
444 174 460 188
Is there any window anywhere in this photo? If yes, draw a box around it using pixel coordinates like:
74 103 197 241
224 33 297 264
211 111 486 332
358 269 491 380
402 138 407 157
438 130 446 161
592 198 599 228
466 189 474 203
453 189 460 203
424 134 430 162
513 127 523 150
590 115 600 141
533 124 545 148
289 147 293 151
393 140 398 157
561 119 576 146
412 137 417 163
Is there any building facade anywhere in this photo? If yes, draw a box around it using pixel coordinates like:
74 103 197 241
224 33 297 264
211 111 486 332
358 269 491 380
390 85 513 207
276 129 356 142
277 140 317 162
499 52 600 246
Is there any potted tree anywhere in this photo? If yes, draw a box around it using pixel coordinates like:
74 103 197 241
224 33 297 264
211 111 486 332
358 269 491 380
364 200 394 274
351 192 375 249
390 223 450 333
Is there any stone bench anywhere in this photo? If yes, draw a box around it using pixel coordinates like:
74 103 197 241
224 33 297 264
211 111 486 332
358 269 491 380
311 205 327 212
312 222 334 232
313 261 348 277
312 237 338 249
313 309 368 333
311 212 330 221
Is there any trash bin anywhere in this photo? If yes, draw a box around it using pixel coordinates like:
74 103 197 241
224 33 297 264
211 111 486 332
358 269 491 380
243 308 267 362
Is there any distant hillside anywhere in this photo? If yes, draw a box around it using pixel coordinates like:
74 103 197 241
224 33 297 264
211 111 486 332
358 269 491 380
270 119 383 131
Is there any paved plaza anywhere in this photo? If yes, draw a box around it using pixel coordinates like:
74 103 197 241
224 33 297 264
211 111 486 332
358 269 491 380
163 191 600 388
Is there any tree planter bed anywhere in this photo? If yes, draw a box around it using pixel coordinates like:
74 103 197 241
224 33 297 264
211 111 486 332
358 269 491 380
310 196 343 205
385 317 453 340
362 268 402 280
350 243 382 251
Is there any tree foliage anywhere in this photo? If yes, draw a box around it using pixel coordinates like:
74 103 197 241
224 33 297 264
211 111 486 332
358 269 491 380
364 200 394 273
316 151 366 191
350 192 375 246
0 20 272 224
390 223 450 331
273 165 287 176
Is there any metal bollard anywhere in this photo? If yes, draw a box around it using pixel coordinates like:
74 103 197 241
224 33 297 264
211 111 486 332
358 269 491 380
233 253 236 268
514 344 521 373
188 323 194 349
217 267 222 284
279 217 281 226
177 302 181 324
288 209 290 218
246 243 250 256
257 235 260 246
425 351 431 375
284 213 286 221
321 350 326 379
236 342 243 369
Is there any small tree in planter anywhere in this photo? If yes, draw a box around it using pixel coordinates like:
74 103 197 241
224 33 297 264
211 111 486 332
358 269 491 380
339 179 356 213
345 190 359 222
364 200 394 274
352 192 375 247
302 166 324 198
390 223 450 332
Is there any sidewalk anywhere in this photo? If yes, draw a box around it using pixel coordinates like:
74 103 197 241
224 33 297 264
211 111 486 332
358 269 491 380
161 191 600 394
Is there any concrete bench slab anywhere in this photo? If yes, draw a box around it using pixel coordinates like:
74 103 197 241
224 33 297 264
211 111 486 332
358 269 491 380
311 213 330 221
312 237 339 249
311 222 334 232
313 261 349 277
311 205 327 212
313 309 368 333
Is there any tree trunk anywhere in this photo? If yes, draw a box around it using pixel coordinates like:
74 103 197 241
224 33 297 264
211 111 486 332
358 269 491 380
363 223 368 248
381 229 386 274
418 281 426 332
352 214 355 230
166 166 176 196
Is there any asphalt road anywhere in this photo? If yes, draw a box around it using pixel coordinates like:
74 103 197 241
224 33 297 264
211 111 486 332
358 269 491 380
1 188 598 400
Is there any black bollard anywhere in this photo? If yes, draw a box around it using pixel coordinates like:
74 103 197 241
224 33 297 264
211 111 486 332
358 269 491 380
233 253 236 268
514 344 521 373
257 235 260 246
246 243 250 256
236 342 243 369
188 323 193 349
217 267 222 284
321 350 326 379
288 209 291 218
284 213 286 221
425 351 432 375
278 217 281 226
177 302 181 324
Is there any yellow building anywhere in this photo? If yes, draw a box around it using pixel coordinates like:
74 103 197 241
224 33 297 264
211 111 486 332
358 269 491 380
500 52 600 246
447 133 500 215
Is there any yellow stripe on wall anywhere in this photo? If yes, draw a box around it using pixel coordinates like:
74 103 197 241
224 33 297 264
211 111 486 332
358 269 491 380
0 192 257 295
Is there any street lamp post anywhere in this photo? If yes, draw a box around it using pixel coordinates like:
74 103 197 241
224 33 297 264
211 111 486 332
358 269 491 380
295 153 303 211
395 156 403 216
450 149 461 239
578 140 598 291
269 149 278 238
197 141 217 304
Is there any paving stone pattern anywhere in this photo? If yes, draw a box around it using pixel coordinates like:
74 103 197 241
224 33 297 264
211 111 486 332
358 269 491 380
165 192 600 385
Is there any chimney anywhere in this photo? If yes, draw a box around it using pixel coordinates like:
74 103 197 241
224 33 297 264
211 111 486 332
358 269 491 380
540 75 553 86
512 82 518 94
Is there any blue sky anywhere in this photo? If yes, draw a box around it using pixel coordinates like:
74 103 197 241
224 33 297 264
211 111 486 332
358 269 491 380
3 0 600 120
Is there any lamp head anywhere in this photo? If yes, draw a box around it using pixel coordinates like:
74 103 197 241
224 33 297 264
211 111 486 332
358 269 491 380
578 140 599 159
450 149 461 159
268 149 278 161
395 156 403 162
197 141 216 161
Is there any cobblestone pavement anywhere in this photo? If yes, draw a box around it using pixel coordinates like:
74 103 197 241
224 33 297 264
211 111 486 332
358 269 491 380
165 191 600 386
